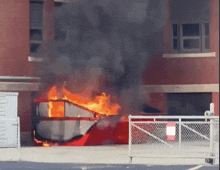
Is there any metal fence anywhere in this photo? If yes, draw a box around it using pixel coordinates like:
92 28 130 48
129 115 219 163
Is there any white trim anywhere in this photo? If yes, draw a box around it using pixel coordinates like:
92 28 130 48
0 82 40 91
28 56 44 62
30 0 46 2
0 92 19 96
54 0 75 2
142 84 219 93
163 52 216 58
130 115 219 119
0 76 41 80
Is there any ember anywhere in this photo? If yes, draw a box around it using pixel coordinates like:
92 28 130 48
33 131 51 147
42 142 51 147
47 85 120 117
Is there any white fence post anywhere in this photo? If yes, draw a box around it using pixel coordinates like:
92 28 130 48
129 115 219 160
128 115 132 163
210 103 214 157
179 118 181 152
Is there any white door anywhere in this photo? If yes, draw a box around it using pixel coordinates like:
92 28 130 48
0 92 20 148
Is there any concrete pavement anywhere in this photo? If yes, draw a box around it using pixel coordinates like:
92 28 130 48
0 145 216 166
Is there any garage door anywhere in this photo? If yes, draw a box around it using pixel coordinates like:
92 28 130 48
0 92 20 148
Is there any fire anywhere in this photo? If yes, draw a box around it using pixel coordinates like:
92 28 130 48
33 131 51 147
47 85 120 117
42 142 51 147
48 101 64 117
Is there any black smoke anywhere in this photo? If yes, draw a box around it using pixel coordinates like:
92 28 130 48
36 0 166 115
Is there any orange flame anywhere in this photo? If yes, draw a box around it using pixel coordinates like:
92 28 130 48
33 131 51 147
48 86 120 117
48 101 64 117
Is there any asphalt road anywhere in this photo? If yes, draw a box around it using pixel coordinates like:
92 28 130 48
0 162 219 170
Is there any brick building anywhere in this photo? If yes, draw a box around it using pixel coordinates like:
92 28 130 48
142 0 219 117
0 0 218 145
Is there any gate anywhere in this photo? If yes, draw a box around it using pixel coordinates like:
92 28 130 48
129 115 219 164
0 92 20 148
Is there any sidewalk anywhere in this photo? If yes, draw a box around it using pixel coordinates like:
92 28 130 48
0 145 212 165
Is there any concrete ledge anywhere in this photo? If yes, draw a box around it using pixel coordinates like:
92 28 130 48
0 76 41 80
0 148 20 162
28 56 44 62
0 82 40 91
0 146 215 165
163 52 216 58
142 84 219 93
53 0 77 2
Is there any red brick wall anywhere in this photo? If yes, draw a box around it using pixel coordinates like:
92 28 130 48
146 93 167 115
30 0 55 76
0 0 31 76
142 0 219 116
209 0 219 84
163 0 173 54
212 92 219 116
43 0 55 41
142 0 219 85
18 92 32 132
210 0 219 115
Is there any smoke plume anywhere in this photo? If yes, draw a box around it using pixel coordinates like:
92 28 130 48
36 0 166 115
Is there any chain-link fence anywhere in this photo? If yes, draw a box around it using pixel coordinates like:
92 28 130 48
129 115 219 162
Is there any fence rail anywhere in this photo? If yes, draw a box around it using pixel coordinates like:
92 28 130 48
129 115 219 163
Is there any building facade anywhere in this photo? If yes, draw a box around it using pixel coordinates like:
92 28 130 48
143 0 219 116
0 0 219 145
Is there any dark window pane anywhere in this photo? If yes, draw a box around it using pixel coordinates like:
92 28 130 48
30 2 43 29
205 37 210 49
205 23 209 36
173 38 178 50
173 24 177 36
54 2 64 7
183 39 200 49
30 43 41 53
182 24 200 36
30 29 42 41
167 93 211 116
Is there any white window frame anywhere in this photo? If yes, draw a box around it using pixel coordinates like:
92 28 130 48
172 23 210 54
29 0 45 62
29 0 69 62
54 0 73 2
30 0 44 55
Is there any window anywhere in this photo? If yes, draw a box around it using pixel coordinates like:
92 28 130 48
169 0 210 54
172 23 209 53
30 1 43 55
167 93 211 116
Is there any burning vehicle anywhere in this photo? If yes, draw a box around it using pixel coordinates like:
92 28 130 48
32 86 158 146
